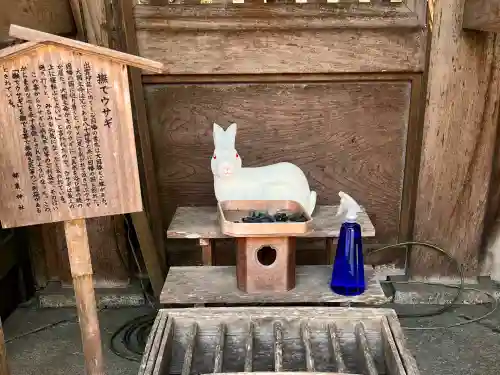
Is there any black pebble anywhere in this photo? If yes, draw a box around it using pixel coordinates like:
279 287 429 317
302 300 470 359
236 210 307 223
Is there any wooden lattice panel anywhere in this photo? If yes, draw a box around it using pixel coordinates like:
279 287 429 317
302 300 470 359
139 307 420 375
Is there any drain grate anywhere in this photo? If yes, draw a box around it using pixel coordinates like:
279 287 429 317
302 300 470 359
139 307 420 375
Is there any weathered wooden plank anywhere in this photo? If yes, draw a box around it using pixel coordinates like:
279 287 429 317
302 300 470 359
0 0 75 45
9 25 164 73
412 1 500 277
381 317 406 375
463 0 500 32
355 322 378 375
167 205 375 240
328 323 347 373
386 314 421 375
159 265 389 305
181 323 198 375
273 321 284 372
152 316 175 375
134 4 421 30
138 311 166 375
142 72 419 84
146 81 409 244
136 29 425 74
301 322 316 372
244 321 254 372
213 323 226 373
131 212 165 297
118 0 167 270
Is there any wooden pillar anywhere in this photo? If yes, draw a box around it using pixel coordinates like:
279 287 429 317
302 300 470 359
411 1 500 277
69 0 167 293
65 219 104 375
115 0 167 270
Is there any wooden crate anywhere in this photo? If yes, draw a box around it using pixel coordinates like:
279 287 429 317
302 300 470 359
139 306 420 375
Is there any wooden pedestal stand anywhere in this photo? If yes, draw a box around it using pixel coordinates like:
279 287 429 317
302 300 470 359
236 236 296 293
0 25 164 375
162 205 386 307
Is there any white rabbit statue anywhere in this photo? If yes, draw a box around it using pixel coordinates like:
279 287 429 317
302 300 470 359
211 122 317 216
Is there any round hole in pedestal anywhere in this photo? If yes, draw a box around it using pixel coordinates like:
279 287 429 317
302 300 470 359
256 246 277 266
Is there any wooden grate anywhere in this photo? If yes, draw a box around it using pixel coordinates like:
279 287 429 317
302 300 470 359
156 0 404 4
139 307 420 375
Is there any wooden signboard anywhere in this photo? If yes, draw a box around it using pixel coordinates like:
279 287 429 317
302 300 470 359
0 25 164 375
0 26 164 228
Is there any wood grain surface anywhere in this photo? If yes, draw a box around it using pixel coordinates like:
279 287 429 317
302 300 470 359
140 306 421 375
145 82 409 244
463 0 500 32
0 0 75 46
0 44 142 227
134 4 421 30
412 1 500 277
64 218 104 375
135 28 425 74
159 265 389 305
167 205 375 239
9 25 164 73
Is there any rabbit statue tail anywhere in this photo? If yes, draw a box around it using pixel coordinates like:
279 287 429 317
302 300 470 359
307 191 317 217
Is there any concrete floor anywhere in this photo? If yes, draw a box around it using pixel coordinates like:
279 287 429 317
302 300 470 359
3 303 500 375
3 306 152 375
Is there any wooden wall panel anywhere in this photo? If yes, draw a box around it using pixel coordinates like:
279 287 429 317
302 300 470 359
136 29 426 75
0 0 75 46
144 81 411 246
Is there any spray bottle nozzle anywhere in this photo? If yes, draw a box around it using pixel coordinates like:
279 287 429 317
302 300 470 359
336 191 361 222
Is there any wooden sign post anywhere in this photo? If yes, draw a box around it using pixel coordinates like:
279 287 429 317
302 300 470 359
0 25 164 375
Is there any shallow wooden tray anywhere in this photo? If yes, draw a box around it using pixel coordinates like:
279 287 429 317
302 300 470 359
218 200 313 237
139 307 420 375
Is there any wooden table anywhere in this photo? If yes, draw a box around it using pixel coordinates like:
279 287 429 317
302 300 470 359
163 205 386 307
166 205 375 265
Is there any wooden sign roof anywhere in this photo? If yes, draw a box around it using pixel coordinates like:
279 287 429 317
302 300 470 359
2 25 164 73
0 25 164 228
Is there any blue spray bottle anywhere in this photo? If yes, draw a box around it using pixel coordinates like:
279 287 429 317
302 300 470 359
330 191 366 296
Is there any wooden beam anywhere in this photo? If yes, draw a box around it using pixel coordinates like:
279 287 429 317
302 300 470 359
463 0 500 32
134 4 422 30
116 0 167 269
131 212 165 297
72 0 167 292
411 3 500 277
68 0 87 41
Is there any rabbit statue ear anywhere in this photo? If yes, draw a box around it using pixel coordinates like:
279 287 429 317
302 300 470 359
226 123 237 147
213 123 224 146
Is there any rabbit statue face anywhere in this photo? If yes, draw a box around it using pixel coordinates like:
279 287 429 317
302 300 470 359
211 122 242 178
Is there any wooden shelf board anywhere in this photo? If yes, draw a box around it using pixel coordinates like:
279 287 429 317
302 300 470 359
166 205 375 240
160 265 389 306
